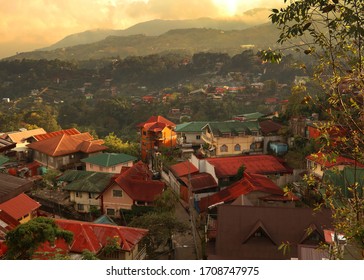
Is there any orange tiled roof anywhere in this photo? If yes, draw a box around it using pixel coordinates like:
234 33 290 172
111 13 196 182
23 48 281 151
6 128 47 143
34 128 81 141
27 133 107 156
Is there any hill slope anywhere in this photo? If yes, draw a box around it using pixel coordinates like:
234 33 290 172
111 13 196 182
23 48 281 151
7 23 280 61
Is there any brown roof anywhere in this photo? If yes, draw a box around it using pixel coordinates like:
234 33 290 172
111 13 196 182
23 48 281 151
0 173 34 204
180 172 217 192
27 132 107 156
6 128 46 143
210 205 333 260
259 120 283 135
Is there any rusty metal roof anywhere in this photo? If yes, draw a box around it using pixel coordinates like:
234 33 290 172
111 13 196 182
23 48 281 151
0 193 40 220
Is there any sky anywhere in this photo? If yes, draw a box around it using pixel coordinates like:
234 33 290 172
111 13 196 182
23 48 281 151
0 0 285 59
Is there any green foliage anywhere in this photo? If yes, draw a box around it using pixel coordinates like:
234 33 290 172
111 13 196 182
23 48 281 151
81 250 100 260
5 217 73 260
234 164 246 182
103 132 140 157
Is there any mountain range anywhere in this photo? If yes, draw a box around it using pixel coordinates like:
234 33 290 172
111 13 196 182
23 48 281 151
6 11 281 61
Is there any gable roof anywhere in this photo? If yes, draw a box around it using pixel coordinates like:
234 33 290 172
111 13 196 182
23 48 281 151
33 128 81 141
110 161 165 202
211 205 333 260
56 170 96 182
0 193 40 220
81 153 137 167
27 132 107 156
6 128 46 143
138 115 176 131
206 155 292 178
199 173 289 212
0 174 34 204
180 172 218 192
306 153 364 168
63 172 115 193
170 161 199 177
175 122 208 133
259 120 283 135
54 219 148 254
0 138 16 153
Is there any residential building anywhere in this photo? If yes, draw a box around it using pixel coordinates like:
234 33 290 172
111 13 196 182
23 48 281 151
0 173 33 204
138 116 177 162
175 121 207 147
37 219 148 260
98 161 165 216
207 205 332 260
27 132 107 170
62 172 115 214
198 172 298 213
0 193 40 224
306 152 364 179
200 121 263 157
0 209 19 258
81 153 137 173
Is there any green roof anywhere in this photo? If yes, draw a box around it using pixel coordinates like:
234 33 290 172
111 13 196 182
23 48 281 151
235 112 265 120
57 170 95 182
93 215 117 225
63 172 114 193
81 153 137 167
323 167 364 198
205 121 259 136
0 155 9 166
175 121 208 133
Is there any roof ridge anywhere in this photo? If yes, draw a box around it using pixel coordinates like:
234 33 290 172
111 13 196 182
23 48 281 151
52 133 67 156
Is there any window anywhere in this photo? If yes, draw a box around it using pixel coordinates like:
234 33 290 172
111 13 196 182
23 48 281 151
69 154 75 159
77 204 84 211
112 166 116 171
106 208 115 216
88 192 94 199
196 135 201 140
113 190 123 197
75 192 82 198
220 144 228 153
89 164 93 169
234 144 241 151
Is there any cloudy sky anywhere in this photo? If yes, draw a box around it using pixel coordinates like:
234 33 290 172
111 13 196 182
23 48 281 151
0 0 285 58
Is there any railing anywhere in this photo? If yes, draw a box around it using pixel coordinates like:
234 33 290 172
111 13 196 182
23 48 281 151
134 245 147 260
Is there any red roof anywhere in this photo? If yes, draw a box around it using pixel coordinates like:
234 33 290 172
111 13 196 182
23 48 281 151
27 132 107 156
34 128 81 141
199 173 287 212
37 219 148 256
112 161 165 202
259 120 283 135
138 115 176 129
180 172 217 192
0 193 40 220
206 155 291 178
306 153 364 168
170 161 199 177
0 209 19 241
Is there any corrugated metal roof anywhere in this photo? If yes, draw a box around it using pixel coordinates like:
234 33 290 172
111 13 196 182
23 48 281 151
206 155 291 178
175 122 208 133
180 172 217 192
55 219 148 253
63 172 114 193
306 152 364 168
112 161 165 202
170 161 199 177
81 153 137 167
0 193 40 220
6 128 46 143
199 173 284 212
0 173 34 204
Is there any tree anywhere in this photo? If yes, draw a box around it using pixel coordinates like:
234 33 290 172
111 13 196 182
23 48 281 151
103 132 140 157
261 0 364 258
5 217 73 260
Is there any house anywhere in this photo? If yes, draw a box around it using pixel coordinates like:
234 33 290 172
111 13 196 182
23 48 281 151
175 121 208 147
232 112 265 122
0 193 40 224
62 172 115 214
200 121 263 157
0 138 16 154
0 173 34 204
207 205 333 260
27 132 107 170
98 161 165 216
138 116 177 162
168 160 218 203
37 219 148 260
203 154 293 187
81 153 137 173
31 128 82 142
306 152 364 179
1 128 46 160
198 172 298 213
